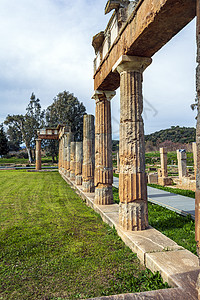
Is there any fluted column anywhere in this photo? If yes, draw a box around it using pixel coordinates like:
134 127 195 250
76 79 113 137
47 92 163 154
66 132 74 177
35 139 42 171
195 1 200 297
70 141 76 181
113 55 152 231
92 90 116 205
82 114 95 192
75 142 83 185
158 147 169 186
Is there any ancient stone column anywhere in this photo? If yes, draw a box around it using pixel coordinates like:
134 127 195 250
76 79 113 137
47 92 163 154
66 132 74 177
35 139 42 171
177 149 187 179
158 147 171 186
113 55 152 231
192 142 197 179
82 114 95 192
92 90 115 205
196 1 200 297
70 141 76 181
75 142 83 185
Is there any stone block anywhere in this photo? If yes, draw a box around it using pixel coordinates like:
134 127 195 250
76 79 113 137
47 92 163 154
148 173 158 184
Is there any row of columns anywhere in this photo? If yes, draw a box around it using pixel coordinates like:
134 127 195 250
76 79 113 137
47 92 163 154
59 115 95 194
58 55 152 232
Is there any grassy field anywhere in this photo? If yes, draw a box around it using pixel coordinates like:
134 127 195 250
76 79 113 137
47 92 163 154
112 186 196 255
0 170 168 300
0 156 54 166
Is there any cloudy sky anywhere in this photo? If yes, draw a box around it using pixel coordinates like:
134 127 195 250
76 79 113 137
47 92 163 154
0 0 197 138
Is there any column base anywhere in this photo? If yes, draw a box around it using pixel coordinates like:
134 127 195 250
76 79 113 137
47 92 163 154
94 186 113 205
66 170 70 177
119 201 148 231
70 172 75 181
82 181 94 193
75 175 82 185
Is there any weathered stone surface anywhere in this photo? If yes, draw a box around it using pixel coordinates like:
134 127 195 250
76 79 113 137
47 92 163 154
119 201 148 231
92 91 115 205
148 173 158 184
75 142 83 185
114 56 151 231
82 115 95 192
35 139 42 170
70 141 76 181
177 149 187 179
160 147 168 177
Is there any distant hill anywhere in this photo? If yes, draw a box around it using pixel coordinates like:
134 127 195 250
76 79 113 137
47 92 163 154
145 126 196 145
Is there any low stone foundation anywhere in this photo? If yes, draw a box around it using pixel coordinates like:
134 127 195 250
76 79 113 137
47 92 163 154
158 177 173 186
119 201 148 231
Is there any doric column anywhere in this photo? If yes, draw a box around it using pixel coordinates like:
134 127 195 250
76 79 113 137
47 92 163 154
35 139 42 171
192 142 197 179
177 149 187 179
82 114 95 192
195 1 200 297
70 141 76 181
92 90 116 205
75 142 83 185
113 55 152 231
66 132 74 177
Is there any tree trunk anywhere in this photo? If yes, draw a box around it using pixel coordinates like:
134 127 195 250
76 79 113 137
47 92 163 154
27 147 33 163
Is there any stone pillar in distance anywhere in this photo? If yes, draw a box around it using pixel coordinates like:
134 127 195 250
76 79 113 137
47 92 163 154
75 142 83 185
92 90 115 205
177 149 187 179
113 55 152 231
66 131 74 177
82 114 95 193
70 141 76 181
35 139 42 171
158 147 171 186
117 152 120 173
192 142 197 179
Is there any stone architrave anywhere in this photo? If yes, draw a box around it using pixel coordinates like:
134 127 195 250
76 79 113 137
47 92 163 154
192 142 197 179
195 1 200 297
70 141 76 181
66 132 74 177
82 114 95 193
75 142 83 185
35 139 42 171
92 90 115 205
113 55 151 231
177 149 187 179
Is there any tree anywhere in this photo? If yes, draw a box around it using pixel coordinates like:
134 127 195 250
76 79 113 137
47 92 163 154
0 124 9 156
4 93 45 163
45 91 86 161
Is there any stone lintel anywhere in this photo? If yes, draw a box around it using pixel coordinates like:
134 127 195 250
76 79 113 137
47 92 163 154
92 90 116 101
112 55 152 74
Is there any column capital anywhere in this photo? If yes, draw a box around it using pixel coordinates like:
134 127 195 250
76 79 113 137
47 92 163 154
36 138 42 142
112 55 152 74
91 90 116 101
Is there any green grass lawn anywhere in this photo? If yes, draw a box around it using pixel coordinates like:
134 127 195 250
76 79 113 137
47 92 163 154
0 156 55 166
112 186 196 255
0 170 168 300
